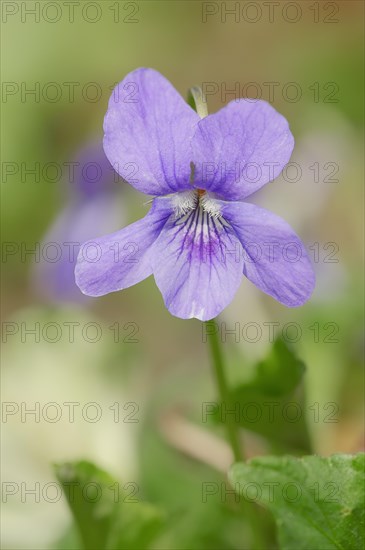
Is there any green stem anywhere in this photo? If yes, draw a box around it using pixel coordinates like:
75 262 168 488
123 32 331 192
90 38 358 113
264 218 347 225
205 320 243 462
205 320 266 550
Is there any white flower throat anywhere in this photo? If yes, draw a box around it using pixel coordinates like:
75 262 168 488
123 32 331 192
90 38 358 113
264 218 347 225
173 189 222 220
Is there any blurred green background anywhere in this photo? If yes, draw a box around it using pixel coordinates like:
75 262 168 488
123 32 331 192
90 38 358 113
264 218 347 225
1 1 364 548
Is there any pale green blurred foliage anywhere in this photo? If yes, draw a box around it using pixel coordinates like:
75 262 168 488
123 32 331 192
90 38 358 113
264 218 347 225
1 1 364 548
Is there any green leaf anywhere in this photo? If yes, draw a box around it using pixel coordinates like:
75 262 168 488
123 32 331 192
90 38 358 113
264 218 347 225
55 460 165 550
52 525 81 550
106 501 165 550
229 453 365 550
249 338 305 395
55 461 116 550
228 339 311 453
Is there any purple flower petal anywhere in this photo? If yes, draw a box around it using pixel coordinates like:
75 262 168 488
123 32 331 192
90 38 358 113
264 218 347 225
72 142 117 199
33 138 124 304
218 200 315 306
103 68 200 196
191 100 294 200
33 193 123 303
151 207 244 320
75 199 173 296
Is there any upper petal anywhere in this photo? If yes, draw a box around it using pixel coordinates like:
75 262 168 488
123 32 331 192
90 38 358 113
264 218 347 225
151 207 244 320
191 100 294 200
218 201 315 306
75 198 173 296
103 68 200 196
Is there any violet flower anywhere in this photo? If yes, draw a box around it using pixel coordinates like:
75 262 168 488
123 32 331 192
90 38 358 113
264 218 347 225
34 142 123 303
75 69 315 320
